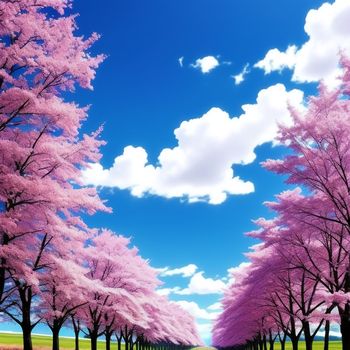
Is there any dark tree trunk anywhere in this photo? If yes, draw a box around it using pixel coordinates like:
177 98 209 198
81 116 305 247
340 267 350 350
340 307 350 350
90 331 98 350
268 330 275 350
20 287 33 350
52 326 60 350
263 334 267 350
291 337 298 350
72 317 80 350
105 331 112 350
303 321 313 350
22 324 33 350
0 233 9 304
124 331 129 350
117 338 122 350
278 332 286 350
324 320 330 350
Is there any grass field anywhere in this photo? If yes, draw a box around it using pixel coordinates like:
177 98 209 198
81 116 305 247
0 332 116 350
0 333 343 350
191 343 342 350
273 342 342 350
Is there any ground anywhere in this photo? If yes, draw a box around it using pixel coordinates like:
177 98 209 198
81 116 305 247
0 333 113 350
0 334 343 350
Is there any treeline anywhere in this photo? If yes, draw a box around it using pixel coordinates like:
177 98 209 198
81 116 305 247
0 1 202 350
212 56 350 350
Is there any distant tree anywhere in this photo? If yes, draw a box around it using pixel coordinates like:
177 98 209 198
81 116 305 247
80 230 158 350
38 256 92 350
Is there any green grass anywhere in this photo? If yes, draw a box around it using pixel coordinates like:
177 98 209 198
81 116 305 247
0 334 343 350
274 342 342 350
192 343 343 350
0 332 120 349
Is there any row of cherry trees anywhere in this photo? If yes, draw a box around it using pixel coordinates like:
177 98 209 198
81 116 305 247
0 1 202 350
212 57 350 350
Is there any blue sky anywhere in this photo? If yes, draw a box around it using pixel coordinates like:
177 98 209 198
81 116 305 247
4 0 350 344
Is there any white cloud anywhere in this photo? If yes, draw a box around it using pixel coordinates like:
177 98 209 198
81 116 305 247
157 264 198 278
232 63 250 85
175 272 227 295
255 0 350 88
191 56 220 73
196 323 213 341
178 56 184 67
254 45 297 74
156 287 181 296
207 302 222 311
83 84 304 204
174 301 220 342
174 300 219 320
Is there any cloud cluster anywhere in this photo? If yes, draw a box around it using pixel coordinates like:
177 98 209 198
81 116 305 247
255 46 297 74
83 84 304 204
174 300 219 321
191 56 220 73
232 63 250 85
255 0 350 88
157 264 198 278
176 272 227 295
155 262 250 342
156 287 181 296
207 302 222 311
156 270 226 296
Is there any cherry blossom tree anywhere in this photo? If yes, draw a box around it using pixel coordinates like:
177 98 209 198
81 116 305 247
38 256 95 350
214 57 350 350
0 1 107 349
79 230 159 350
0 3 203 350
263 58 350 350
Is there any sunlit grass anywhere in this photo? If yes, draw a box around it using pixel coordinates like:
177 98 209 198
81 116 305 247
0 332 116 349
271 341 341 350
0 334 343 350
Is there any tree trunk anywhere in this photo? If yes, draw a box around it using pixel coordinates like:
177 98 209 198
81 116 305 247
125 337 129 350
278 332 286 350
268 330 275 350
117 338 122 350
303 321 313 350
340 308 350 350
90 332 98 350
21 324 33 350
340 267 350 350
291 338 298 350
20 287 33 350
0 233 9 304
52 326 60 350
72 318 80 350
263 334 267 350
105 331 111 350
324 320 330 350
